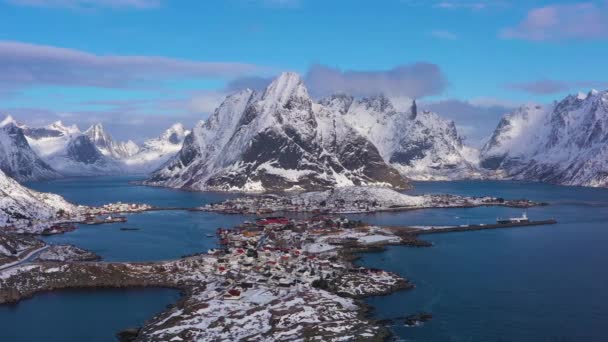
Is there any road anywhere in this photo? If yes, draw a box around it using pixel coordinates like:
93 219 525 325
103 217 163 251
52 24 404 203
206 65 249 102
0 246 50 272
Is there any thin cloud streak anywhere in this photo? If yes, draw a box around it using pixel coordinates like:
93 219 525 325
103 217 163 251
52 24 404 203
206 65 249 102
0 40 264 91
501 2 608 41
505 79 608 95
6 0 163 9
225 63 448 99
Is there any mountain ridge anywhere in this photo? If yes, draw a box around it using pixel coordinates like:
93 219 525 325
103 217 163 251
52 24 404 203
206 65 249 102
480 89 608 187
145 72 474 192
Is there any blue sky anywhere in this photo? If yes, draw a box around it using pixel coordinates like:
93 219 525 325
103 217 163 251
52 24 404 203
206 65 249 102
0 0 607 142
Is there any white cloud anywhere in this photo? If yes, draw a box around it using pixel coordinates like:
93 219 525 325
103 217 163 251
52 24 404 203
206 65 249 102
0 40 263 91
501 2 608 41
6 0 163 9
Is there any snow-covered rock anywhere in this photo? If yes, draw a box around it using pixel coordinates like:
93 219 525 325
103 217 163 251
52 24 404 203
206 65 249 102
0 169 77 226
20 119 187 177
321 94 480 180
122 123 190 172
84 123 139 159
481 90 608 187
293 186 427 208
146 72 410 192
0 117 60 182
23 121 124 176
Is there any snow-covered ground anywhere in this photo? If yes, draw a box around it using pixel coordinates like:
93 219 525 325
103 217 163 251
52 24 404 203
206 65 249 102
200 186 542 214
481 90 608 188
0 168 79 229
35 245 99 262
145 72 476 193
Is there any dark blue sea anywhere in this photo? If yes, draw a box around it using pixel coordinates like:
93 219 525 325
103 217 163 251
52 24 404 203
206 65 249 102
0 176 606 341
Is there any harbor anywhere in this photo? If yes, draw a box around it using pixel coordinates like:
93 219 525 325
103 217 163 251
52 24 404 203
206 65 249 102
404 212 557 235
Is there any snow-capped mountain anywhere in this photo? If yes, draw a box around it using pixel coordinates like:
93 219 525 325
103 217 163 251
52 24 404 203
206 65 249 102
320 94 479 180
84 123 139 159
481 90 608 187
0 116 60 182
147 72 471 192
0 168 77 226
145 72 477 192
123 123 190 172
23 121 124 176
15 118 188 176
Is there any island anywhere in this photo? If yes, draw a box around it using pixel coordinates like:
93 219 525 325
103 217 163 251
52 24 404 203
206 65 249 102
194 186 544 215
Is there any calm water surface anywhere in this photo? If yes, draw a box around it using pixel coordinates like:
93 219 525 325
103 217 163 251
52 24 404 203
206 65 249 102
358 181 608 342
2 177 607 341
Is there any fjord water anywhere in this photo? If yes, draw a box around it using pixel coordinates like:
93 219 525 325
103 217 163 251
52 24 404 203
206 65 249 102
29 176 252 262
357 181 608 341
0 288 181 342
2 177 606 341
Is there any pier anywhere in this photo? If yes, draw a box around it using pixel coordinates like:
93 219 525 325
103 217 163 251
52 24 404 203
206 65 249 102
411 219 557 235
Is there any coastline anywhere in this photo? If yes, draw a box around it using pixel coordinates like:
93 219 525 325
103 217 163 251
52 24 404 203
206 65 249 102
0 183 554 341
0 221 420 341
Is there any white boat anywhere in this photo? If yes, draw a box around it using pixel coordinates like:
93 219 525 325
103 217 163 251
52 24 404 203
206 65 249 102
497 212 530 224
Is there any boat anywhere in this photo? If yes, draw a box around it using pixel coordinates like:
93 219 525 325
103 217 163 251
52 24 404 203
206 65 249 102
497 212 530 224
205 234 214 238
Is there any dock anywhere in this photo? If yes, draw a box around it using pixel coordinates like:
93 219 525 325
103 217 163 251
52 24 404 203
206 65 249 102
413 219 557 235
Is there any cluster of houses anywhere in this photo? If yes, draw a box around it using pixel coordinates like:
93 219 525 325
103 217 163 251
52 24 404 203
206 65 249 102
198 191 543 217
85 202 152 215
199 195 389 215
81 202 152 225
200 215 403 301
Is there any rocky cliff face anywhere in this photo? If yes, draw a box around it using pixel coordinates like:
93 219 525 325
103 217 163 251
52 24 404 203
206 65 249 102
17 119 187 177
84 123 139 159
146 73 411 192
0 117 59 182
320 94 479 181
22 120 124 176
481 90 608 187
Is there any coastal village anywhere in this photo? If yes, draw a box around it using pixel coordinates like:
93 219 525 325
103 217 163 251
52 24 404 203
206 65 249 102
1 201 153 235
196 186 543 215
0 213 419 341
0 186 551 340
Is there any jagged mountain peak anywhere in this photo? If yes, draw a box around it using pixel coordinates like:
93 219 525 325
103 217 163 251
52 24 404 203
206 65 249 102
357 94 396 114
0 115 18 128
47 120 80 135
160 123 189 144
481 89 608 187
259 72 311 110
318 93 354 115
0 117 60 182
84 122 107 137
144 72 477 191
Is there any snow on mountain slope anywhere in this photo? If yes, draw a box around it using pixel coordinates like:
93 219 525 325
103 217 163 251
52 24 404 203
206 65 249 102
25 120 82 158
0 117 60 182
84 123 139 159
321 93 478 180
146 72 410 192
481 90 608 187
21 119 188 176
0 169 77 226
24 121 125 176
122 123 190 172
294 186 427 208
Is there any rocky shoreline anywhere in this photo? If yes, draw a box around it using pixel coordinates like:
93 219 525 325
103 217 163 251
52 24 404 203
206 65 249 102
0 216 423 341
195 186 545 216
